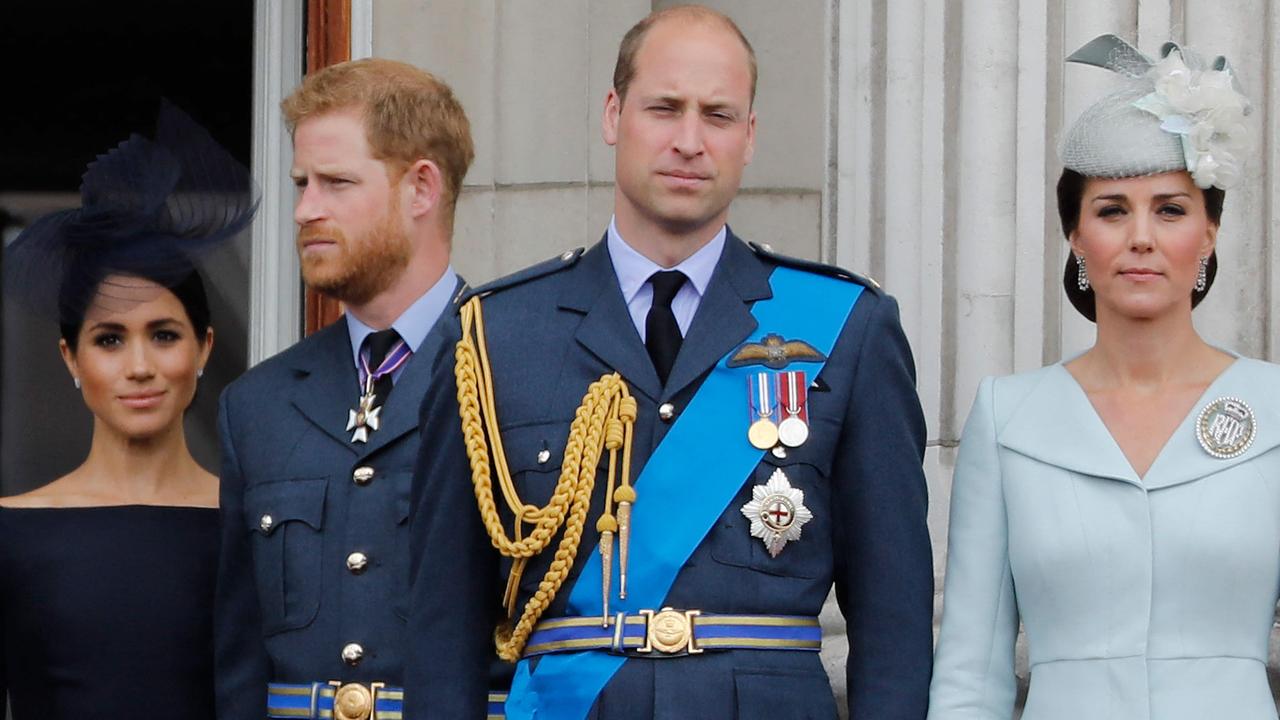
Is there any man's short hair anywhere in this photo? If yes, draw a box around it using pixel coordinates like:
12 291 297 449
282 58 475 229
612 5 758 106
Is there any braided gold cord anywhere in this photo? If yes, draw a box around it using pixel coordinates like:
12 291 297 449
455 296 635 660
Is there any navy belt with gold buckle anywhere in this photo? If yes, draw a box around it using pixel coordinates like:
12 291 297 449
267 681 403 719
524 609 822 658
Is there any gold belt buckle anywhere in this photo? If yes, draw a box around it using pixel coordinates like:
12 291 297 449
638 607 703 655
329 681 384 720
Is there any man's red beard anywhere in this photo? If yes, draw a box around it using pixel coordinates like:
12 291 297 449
297 202 411 306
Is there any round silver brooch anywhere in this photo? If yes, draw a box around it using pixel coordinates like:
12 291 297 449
1195 396 1256 459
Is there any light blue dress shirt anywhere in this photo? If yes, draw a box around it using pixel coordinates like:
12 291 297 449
346 265 458 383
606 218 725 342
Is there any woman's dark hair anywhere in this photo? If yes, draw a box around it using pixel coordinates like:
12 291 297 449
1056 168 1225 322
58 251 211 352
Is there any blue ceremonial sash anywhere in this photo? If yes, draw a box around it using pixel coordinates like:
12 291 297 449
506 266 864 719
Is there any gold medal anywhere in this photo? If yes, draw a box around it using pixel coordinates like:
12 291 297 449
748 417 780 450
747 371 780 449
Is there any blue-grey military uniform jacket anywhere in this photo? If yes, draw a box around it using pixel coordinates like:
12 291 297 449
214 277 464 719
404 234 933 719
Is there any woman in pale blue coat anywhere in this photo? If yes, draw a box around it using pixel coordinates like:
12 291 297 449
929 35 1276 720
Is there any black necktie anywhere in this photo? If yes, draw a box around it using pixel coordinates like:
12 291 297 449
363 328 403 408
645 271 687 386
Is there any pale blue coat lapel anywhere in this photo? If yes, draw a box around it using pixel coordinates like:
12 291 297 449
1143 358 1280 489
998 358 1280 489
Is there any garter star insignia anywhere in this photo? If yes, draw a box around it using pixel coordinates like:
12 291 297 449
741 468 813 557
1196 396 1255 459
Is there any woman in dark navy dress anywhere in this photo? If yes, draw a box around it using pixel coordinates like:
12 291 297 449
0 104 255 719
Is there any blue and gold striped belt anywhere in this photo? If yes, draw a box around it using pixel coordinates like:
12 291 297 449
524 608 822 657
267 681 403 720
487 691 508 720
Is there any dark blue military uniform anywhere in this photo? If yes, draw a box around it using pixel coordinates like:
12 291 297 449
215 278 465 720
405 235 932 719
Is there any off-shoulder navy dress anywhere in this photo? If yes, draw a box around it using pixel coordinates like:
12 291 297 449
0 505 217 719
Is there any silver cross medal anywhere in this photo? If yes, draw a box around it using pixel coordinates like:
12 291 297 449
346 378 382 443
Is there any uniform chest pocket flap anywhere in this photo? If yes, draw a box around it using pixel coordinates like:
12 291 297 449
498 421 572 510
244 478 327 635
709 449 834 581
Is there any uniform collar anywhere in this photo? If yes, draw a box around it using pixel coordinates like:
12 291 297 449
346 265 458 367
606 217 724 304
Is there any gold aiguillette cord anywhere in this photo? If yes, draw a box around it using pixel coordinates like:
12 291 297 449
455 296 637 660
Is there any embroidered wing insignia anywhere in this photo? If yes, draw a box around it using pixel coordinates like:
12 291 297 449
728 333 827 370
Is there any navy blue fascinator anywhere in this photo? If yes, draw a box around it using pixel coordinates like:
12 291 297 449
4 101 259 324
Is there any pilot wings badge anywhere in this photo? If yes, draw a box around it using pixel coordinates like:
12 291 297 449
740 468 813 557
728 333 826 370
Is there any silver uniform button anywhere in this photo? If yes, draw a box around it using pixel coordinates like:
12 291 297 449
259 514 273 532
346 552 369 574
536 449 551 465
342 642 365 666
353 466 375 486
658 402 676 422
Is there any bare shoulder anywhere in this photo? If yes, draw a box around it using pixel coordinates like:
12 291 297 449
0 474 84 508
184 468 220 509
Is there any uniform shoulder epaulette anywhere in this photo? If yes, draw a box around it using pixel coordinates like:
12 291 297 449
462 248 586 302
747 241 882 294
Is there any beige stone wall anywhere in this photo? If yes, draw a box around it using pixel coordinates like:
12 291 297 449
372 0 831 283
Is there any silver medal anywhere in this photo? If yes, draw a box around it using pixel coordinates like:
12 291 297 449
777 417 809 448
1195 396 1256 459
346 391 382 444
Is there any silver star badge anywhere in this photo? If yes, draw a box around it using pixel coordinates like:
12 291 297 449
740 468 813 557
346 392 382 443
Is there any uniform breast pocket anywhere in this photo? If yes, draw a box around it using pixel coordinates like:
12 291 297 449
496 421 573 595
498 421 574 508
710 451 834 581
244 478 327 635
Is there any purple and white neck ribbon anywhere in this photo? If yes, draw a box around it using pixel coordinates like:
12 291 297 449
358 337 412 394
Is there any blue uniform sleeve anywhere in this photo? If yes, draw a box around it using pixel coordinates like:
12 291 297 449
214 387 272 720
833 293 934 719
403 322 501 718
926 378 1018 719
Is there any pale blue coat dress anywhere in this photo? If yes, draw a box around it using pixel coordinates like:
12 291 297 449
929 357 1280 719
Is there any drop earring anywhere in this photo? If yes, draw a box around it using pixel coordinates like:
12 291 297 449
73 377 81 389
197 368 204 380
1076 255 1090 291
1195 256 1208 292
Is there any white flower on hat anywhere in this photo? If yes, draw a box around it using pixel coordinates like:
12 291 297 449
1133 51 1252 189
